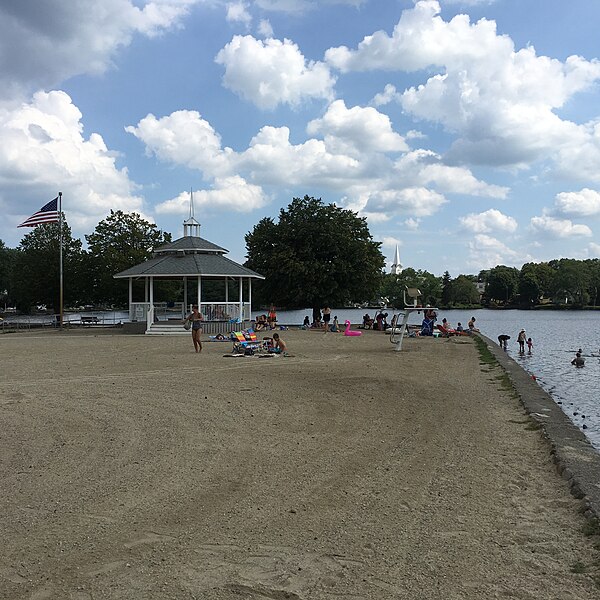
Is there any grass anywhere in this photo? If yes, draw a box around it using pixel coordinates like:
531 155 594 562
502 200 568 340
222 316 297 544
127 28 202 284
472 335 519 398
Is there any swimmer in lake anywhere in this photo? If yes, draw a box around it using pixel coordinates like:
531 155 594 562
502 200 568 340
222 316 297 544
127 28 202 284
571 352 585 367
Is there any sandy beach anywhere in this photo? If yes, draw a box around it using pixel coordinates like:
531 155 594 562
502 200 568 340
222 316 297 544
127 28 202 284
1 328 599 599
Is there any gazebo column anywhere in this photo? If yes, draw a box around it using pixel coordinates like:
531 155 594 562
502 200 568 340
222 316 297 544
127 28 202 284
128 278 133 320
149 276 154 307
144 278 148 302
238 277 243 322
197 276 202 311
183 277 188 314
248 279 252 320
225 277 229 310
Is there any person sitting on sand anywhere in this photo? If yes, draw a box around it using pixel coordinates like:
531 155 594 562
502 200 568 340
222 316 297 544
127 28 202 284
571 352 585 367
330 316 340 332
270 333 287 354
302 315 310 329
456 322 464 332
362 313 374 329
468 316 479 333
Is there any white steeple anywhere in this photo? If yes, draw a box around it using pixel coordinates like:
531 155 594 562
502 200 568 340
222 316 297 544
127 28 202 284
183 189 201 237
390 244 402 275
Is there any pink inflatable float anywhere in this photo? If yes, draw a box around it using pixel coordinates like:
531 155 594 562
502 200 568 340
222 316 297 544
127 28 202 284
344 320 362 336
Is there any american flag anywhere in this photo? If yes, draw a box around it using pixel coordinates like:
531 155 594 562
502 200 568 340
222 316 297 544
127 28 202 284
18 197 60 227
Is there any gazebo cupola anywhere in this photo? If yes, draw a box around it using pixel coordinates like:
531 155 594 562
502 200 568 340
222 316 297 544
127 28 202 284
183 190 201 237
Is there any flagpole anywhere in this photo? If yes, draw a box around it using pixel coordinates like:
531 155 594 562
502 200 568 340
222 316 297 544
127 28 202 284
59 191 63 329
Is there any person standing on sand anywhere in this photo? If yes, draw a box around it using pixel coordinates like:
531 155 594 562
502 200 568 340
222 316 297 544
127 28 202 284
517 329 526 353
185 305 204 353
322 306 331 333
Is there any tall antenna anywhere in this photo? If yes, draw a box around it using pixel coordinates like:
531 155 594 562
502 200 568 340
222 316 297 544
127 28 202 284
189 187 194 219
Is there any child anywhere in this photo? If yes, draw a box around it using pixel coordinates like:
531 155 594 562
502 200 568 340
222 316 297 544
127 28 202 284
526 337 533 353
271 333 288 355
331 316 339 332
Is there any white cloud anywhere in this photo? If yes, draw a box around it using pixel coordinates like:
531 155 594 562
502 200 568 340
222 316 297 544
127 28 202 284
588 242 600 257
324 0 600 175
156 176 268 214
530 215 592 238
125 110 234 177
0 0 199 102
467 234 523 270
363 187 447 218
226 1 252 27
215 35 335 109
393 150 508 198
553 188 600 218
0 90 144 233
254 0 365 12
404 217 421 230
257 19 274 37
370 84 400 107
382 236 402 249
307 99 407 156
459 209 518 233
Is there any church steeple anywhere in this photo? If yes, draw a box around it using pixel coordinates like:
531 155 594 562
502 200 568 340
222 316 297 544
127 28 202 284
390 244 402 275
183 189 201 237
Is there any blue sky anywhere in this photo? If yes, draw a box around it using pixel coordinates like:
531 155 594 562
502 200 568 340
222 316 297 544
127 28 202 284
2 0 600 276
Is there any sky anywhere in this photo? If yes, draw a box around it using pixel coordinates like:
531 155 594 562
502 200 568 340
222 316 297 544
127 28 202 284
1 0 600 276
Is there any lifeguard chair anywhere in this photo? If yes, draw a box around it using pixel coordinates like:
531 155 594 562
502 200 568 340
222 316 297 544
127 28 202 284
390 287 438 351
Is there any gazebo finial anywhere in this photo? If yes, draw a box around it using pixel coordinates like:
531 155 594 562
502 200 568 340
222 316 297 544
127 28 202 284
183 188 201 237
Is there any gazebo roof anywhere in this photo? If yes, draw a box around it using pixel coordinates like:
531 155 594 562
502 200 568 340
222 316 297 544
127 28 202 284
114 234 263 279
154 236 227 254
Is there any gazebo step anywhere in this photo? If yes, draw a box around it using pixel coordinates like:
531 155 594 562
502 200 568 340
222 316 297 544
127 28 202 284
146 323 189 335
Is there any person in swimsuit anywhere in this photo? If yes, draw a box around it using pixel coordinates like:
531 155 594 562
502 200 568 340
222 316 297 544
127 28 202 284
185 304 204 353
322 306 331 333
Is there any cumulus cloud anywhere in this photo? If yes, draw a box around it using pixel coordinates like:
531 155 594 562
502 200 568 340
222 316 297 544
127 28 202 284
125 110 234 177
553 188 600 218
254 0 365 12
324 0 600 174
215 35 335 109
370 84 400 107
588 242 600 257
459 209 518 233
467 234 523 270
0 0 199 102
127 101 509 222
307 100 407 156
363 187 447 218
392 150 508 198
0 90 144 232
226 1 252 27
156 176 268 214
530 215 592 238
257 19 274 37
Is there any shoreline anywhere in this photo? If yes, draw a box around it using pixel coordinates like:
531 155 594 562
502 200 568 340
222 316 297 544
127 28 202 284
481 333 600 521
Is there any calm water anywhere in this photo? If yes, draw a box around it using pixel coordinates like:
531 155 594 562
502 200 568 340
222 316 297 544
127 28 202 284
263 308 600 451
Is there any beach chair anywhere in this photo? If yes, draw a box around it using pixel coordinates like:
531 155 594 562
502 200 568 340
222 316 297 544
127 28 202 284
231 330 262 354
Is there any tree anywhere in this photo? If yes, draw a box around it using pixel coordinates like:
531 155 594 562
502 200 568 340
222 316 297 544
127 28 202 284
12 220 85 312
518 263 541 306
449 275 480 306
245 196 385 308
486 265 519 304
86 210 172 306
0 240 18 308
550 258 589 306
441 271 452 306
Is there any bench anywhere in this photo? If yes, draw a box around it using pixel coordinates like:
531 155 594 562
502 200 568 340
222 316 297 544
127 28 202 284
81 316 99 325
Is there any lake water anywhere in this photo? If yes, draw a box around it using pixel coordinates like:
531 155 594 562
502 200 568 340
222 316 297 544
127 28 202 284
262 308 600 452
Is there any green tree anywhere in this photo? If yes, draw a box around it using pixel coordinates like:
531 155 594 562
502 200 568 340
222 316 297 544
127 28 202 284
449 275 480 306
518 263 541 306
441 270 452 306
245 196 385 308
550 259 589 305
0 240 18 308
12 220 85 313
86 210 172 306
486 265 519 304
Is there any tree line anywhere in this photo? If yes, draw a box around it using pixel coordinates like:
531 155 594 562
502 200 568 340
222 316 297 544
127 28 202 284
2 197 599 313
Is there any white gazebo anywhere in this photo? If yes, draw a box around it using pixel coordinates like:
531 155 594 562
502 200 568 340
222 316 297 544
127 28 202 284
114 205 263 335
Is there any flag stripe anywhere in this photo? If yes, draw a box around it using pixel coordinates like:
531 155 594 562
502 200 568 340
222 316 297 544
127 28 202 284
17 197 60 228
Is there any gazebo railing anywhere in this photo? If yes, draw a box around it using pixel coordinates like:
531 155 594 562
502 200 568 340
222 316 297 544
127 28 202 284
199 302 250 322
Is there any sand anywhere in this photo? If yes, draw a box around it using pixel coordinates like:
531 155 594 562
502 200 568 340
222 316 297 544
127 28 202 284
1 327 599 599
